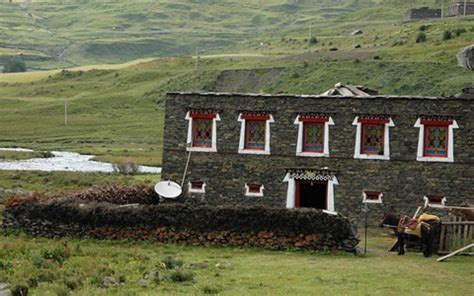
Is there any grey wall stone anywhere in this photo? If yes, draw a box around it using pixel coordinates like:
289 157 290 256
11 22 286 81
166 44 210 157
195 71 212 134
161 93 474 224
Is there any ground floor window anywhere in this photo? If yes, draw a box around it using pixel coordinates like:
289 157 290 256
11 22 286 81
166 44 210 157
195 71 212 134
188 181 206 193
245 183 264 197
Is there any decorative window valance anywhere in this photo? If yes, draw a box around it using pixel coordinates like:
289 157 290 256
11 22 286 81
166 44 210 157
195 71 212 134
419 115 455 126
285 168 337 181
186 108 220 117
356 113 391 124
298 112 333 122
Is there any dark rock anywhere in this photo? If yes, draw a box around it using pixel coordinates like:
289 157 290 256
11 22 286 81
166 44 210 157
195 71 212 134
102 276 118 288
457 45 474 71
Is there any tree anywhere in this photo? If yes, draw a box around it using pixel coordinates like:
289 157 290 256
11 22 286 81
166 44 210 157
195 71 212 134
2 56 27 73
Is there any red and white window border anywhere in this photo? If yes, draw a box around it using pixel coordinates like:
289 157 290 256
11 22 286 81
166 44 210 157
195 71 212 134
245 183 264 197
238 112 274 155
188 181 206 194
294 115 334 157
352 116 395 160
414 117 458 163
362 191 383 204
185 111 221 152
423 195 446 208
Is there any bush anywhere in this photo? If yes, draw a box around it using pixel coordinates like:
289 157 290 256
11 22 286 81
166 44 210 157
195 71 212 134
0 260 12 270
454 28 466 37
42 248 68 265
11 284 28 296
442 30 452 40
309 36 318 44
163 256 184 270
2 56 27 73
169 270 194 282
416 32 426 43
419 24 429 31
202 284 223 294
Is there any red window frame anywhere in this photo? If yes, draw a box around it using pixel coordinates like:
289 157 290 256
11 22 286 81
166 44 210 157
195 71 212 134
301 117 326 153
190 113 216 148
247 183 262 193
359 118 388 155
364 191 381 201
243 114 269 150
190 181 204 190
421 119 451 158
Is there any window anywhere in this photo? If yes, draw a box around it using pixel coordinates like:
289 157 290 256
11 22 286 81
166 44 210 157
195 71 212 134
193 118 212 148
238 112 274 155
415 117 458 162
423 195 446 208
295 114 334 157
424 126 448 157
245 183 264 197
188 181 206 193
304 122 324 152
362 191 383 204
353 115 394 160
185 111 220 152
361 124 384 155
245 120 266 150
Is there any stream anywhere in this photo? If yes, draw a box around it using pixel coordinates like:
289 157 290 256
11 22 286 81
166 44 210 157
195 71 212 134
0 148 161 173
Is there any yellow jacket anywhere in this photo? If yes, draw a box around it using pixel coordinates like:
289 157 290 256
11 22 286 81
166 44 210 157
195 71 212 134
406 213 440 237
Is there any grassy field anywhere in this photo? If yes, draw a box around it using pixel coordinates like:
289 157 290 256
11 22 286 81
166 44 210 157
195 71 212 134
0 150 52 161
1 0 473 69
0 231 472 295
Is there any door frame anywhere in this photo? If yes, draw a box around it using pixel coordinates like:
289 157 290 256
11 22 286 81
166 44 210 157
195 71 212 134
295 180 328 209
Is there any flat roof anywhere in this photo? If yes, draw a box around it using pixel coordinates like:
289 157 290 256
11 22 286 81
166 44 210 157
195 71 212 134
166 91 471 101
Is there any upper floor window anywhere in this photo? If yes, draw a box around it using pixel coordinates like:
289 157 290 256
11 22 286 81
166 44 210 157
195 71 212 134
238 112 274 155
415 116 458 163
353 115 395 160
295 114 334 157
185 110 220 152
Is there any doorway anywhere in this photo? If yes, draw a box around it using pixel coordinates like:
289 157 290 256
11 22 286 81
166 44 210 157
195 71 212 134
295 181 327 209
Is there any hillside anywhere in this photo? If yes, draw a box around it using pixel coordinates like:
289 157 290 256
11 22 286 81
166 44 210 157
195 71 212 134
0 0 472 166
1 0 472 69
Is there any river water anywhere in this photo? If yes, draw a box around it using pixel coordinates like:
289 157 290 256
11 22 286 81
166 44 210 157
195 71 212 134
0 148 161 174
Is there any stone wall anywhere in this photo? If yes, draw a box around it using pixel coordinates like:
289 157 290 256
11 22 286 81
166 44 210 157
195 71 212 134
2 199 359 252
449 2 474 16
404 8 441 21
161 92 474 223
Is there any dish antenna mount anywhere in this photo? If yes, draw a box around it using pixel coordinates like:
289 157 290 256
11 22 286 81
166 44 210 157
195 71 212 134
154 143 193 199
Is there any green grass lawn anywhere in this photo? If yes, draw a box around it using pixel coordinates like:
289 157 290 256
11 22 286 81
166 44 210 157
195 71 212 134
0 232 472 295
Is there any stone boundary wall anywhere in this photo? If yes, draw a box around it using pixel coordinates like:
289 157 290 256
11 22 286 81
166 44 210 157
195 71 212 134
2 196 359 252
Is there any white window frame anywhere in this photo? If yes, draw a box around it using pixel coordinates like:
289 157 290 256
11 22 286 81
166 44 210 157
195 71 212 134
362 191 383 204
294 115 334 157
185 111 220 152
245 183 264 197
423 195 446 209
414 118 458 163
352 116 395 160
238 113 274 155
188 181 206 194
283 173 338 212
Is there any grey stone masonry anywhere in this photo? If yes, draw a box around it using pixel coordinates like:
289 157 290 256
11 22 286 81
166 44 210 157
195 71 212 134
161 92 473 223
449 2 474 16
404 7 441 22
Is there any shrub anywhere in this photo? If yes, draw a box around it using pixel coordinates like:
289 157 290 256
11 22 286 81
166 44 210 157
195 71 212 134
42 248 67 265
309 36 318 44
442 30 452 40
419 24 429 31
37 269 58 283
2 56 27 73
64 277 81 290
32 256 50 268
163 256 184 270
27 277 39 288
202 284 223 294
169 270 194 282
11 284 28 296
416 32 426 43
0 260 12 270
454 28 466 37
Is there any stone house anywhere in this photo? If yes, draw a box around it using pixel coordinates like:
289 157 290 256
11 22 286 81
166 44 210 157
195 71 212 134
448 2 474 16
161 86 473 222
404 7 441 22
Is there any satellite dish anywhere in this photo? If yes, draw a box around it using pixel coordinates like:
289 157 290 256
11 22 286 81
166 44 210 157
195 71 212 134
154 180 182 199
